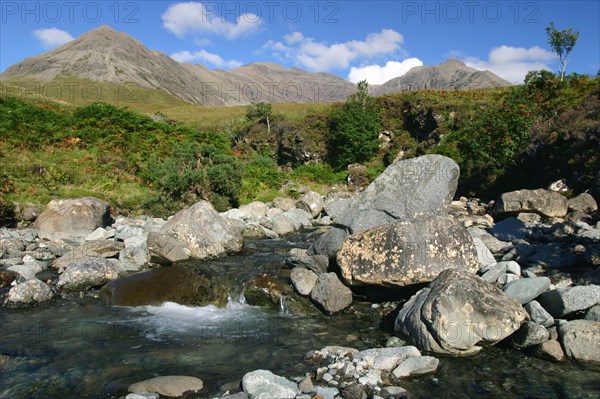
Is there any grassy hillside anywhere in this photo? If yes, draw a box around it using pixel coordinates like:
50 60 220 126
1 71 598 223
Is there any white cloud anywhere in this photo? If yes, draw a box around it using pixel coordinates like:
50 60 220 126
171 49 242 69
32 28 74 49
464 45 557 83
162 2 260 39
348 58 424 84
264 29 405 72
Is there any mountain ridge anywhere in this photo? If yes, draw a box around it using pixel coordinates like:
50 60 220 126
1 25 512 105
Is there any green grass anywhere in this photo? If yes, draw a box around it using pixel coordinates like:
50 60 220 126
1 148 156 215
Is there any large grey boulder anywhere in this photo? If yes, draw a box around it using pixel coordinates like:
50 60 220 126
129 375 204 397
290 267 318 296
502 277 551 304
395 269 527 355
35 197 112 242
7 278 55 304
57 257 125 291
146 232 190 265
310 155 459 257
557 320 600 364
567 193 598 214
241 370 300 399
160 200 243 259
297 190 324 218
492 189 568 218
337 215 478 287
524 300 554 327
52 240 125 271
510 321 550 349
537 285 600 317
119 235 149 272
310 272 353 314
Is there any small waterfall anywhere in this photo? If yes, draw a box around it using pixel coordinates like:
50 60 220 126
278 296 291 317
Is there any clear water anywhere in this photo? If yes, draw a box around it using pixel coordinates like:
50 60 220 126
1 234 599 398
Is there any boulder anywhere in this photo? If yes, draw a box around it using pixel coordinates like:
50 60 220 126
489 217 528 241
510 321 550 349
533 339 565 362
119 235 149 272
297 190 324 218
35 197 112 242
524 300 554 327
557 320 600 364
472 237 496 268
502 277 551 304
272 197 296 212
52 240 125 271
290 267 318 296
146 232 190 265
159 200 243 259
537 285 600 317
480 262 507 283
310 272 353 314
242 223 278 239
99 264 222 307
285 255 328 275
567 193 598 214
391 356 439 378
310 155 459 257
57 257 125 291
85 227 116 241
323 198 352 221
129 376 203 397
241 370 300 399
395 269 527 355
354 346 421 371
270 214 296 236
337 215 478 287
492 189 568 218
7 278 55 304
239 201 269 218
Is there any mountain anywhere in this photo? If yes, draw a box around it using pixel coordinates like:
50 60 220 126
371 58 511 95
1 25 356 106
1 26 511 106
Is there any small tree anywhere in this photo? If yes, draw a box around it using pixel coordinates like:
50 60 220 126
545 22 579 82
328 80 381 168
246 102 272 134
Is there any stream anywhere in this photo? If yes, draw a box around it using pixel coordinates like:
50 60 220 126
1 233 599 398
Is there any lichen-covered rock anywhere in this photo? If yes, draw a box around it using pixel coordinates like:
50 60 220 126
129 375 203 397
241 370 300 399
7 278 55 304
52 240 125 271
567 193 598 214
492 189 568 218
160 200 243 259
35 197 112 242
395 269 527 355
310 155 459 257
57 257 125 291
557 320 600 364
337 215 478 287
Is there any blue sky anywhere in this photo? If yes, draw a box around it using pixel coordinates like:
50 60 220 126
1 1 599 84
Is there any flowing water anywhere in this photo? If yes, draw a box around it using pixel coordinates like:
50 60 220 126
1 233 599 398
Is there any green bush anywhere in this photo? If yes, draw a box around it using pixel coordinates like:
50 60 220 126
239 155 283 202
435 87 535 194
145 141 242 211
288 163 346 185
328 81 381 169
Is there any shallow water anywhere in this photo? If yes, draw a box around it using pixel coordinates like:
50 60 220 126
1 235 599 398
